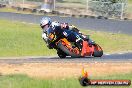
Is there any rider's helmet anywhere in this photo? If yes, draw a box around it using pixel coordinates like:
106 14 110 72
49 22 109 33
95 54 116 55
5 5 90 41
40 17 52 29
51 21 60 28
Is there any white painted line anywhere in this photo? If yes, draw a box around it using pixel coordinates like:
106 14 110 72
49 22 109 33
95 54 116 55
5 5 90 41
118 53 123 54
104 53 110 55
21 21 36 25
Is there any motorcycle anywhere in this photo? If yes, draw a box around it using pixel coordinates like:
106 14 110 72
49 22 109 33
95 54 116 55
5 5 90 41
45 27 103 58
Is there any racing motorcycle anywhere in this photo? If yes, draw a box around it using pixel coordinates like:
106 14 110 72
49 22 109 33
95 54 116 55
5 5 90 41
46 27 103 58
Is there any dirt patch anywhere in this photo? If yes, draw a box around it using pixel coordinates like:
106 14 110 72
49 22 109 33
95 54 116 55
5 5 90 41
0 62 132 79
126 13 132 19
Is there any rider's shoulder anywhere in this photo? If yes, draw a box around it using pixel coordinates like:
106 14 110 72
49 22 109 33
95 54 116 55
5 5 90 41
51 21 60 28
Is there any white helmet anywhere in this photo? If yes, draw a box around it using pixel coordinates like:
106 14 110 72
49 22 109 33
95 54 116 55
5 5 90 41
51 21 60 28
40 17 52 28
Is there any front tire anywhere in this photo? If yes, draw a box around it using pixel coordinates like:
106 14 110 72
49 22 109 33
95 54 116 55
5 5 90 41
93 44 103 57
93 50 103 57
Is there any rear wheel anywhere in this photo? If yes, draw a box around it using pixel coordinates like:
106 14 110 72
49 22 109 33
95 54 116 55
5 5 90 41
57 50 66 58
57 41 81 57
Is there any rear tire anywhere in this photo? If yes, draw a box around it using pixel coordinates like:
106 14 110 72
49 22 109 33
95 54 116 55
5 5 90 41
57 50 66 58
57 41 81 57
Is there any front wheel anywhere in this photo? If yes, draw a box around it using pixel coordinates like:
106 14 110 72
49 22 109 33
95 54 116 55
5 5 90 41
93 50 103 57
93 44 103 57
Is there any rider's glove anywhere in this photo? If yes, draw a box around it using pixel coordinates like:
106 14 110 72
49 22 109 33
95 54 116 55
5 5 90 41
47 44 53 49
46 39 53 49
69 25 80 33
42 32 48 43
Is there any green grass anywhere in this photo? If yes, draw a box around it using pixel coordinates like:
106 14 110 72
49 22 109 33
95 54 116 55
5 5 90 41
0 74 80 88
128 0 132 4
0 20 56 57
0 73 131 88
127 4 132 13
0 19 132 57
0 7 16 12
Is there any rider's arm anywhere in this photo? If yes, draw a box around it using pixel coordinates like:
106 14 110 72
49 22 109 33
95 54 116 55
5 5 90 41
69 25 89 39
42 29 48 42
69 25 81 33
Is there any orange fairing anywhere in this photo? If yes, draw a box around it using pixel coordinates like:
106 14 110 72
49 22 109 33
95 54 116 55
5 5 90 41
94 44 102 51
81 41 95 56
81 41 91 56
59 38 80 55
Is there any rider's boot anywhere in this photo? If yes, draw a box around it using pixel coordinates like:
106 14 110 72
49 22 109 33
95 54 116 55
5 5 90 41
76 39 89 56
81 41 89 56
76 39 83 51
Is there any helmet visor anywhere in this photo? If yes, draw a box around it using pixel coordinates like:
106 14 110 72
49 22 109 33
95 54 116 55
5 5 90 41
41 24 49 30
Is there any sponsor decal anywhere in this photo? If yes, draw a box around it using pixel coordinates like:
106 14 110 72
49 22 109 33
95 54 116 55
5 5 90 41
79 68 131 86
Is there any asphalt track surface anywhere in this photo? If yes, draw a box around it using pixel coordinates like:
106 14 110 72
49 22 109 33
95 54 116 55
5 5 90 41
0 53 132 64
0 12 132 63
0 12 132 34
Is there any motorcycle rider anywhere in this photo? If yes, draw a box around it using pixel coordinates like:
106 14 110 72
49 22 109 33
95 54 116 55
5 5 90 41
52 22 94 45
40 17 94 51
